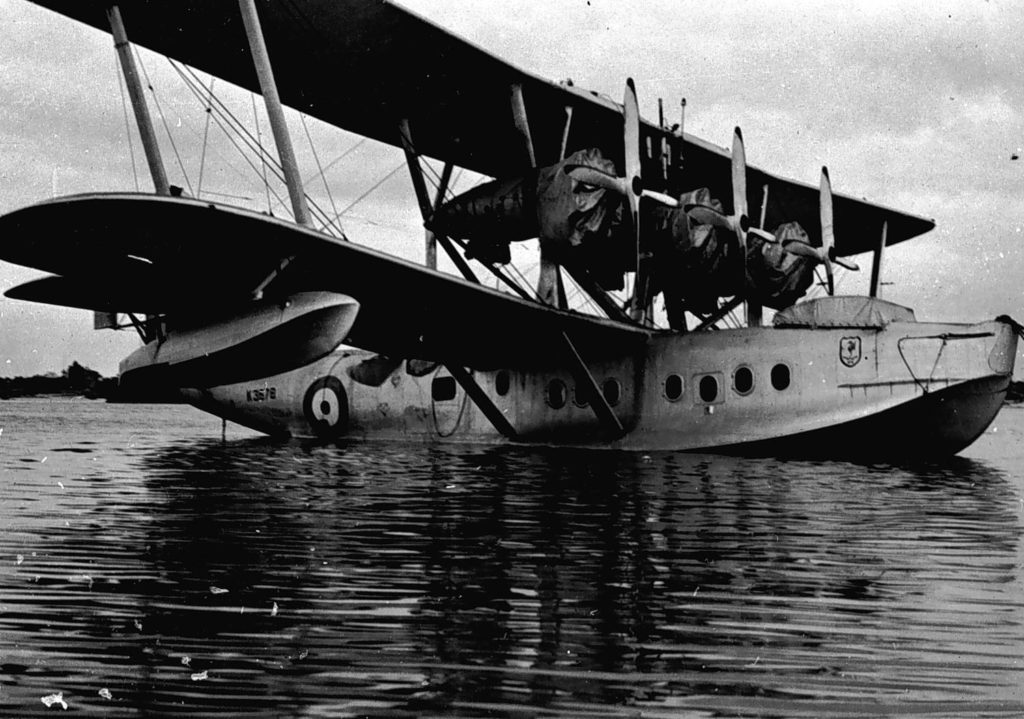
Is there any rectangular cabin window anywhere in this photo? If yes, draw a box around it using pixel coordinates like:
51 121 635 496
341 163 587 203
431 376 458 402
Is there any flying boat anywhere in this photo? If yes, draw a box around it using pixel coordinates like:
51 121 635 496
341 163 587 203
0 0 1018 457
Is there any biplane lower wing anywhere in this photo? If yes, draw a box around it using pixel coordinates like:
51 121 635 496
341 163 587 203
28 0 934 255
0 193 651 369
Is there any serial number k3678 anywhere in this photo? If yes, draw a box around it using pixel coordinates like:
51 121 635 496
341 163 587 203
246 387 277 402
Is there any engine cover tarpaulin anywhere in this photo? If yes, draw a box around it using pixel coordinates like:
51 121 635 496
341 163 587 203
773 296 917 328
535 148 618 253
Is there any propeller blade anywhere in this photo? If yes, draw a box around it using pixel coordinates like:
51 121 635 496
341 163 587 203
781 240 821 260
566 165 679 208
731 127 749 296
732 127 748 223
623 78 645 321
834 256 860 271
820 166 834 261
747 227 777 244
640 188 680 207
565 165 629 195
819 166 839 295
623 78 642 224
784 240 860 275
685 204 735 231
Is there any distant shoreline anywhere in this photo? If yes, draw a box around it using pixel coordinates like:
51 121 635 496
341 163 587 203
0 363 182 403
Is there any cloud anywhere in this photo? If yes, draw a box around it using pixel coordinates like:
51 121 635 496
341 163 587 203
2 0 1024 376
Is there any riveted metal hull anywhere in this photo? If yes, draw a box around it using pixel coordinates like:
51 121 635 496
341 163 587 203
180 313 1017 459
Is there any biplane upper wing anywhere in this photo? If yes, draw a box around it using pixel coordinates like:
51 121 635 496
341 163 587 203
0 193 651 369
28 0 934 254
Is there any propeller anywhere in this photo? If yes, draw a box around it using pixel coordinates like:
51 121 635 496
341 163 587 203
564 80 679 208
565 165 678 207
563 78 678 323
683 127 776 246
622 78 646 321
781 166 859 295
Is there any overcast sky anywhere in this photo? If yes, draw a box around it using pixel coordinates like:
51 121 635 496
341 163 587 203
1 0 1022 377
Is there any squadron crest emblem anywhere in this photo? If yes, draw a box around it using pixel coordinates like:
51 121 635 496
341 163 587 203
839 336 862 368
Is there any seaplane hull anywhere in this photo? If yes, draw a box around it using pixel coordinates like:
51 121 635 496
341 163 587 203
1 2 1015 461
183 310 1016 458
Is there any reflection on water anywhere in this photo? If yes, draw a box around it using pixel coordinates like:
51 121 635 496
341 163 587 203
1 399 1023 717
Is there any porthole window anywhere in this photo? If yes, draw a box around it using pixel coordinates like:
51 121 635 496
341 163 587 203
546 379 567 409
664 374 683 402
495 369 510 396
732 366 754 395
431 376 457 401
698 375 719 403
771 363 791 391
572 384 590 408
602 378 622 407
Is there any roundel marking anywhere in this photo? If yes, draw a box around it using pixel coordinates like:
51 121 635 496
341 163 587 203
303 376 349 438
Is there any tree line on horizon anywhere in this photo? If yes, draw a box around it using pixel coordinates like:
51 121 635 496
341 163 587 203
0 362 181 402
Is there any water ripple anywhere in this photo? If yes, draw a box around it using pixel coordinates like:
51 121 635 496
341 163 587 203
0 399 1022 716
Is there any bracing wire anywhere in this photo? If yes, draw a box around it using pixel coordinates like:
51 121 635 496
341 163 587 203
300 112 344 236
163 63 266 197
170 61 290 212
507 261 543 303
173 61 279 177
196 76 215 198
564 273 602 316
448 167 465 199
330 162 406 222
301 137 365 187
134 47 193 196
251 93 271 212
169 59 342 236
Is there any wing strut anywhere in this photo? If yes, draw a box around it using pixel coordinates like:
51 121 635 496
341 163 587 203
747 182 772 328
695 296 744 332
399 119 480 283
559 105 574 160
426 162 453 270
870 221 888 298
401 120 535 301
444 364 518 439
561 332 625 437
512 84 565 308
108 6 169 196
510 84 537 166
237 0 311 227
106 5 169 341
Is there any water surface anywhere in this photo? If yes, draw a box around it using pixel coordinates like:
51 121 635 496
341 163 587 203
1 397 1023 717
